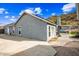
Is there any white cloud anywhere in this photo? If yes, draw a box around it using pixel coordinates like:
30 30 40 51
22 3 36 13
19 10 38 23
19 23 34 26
0 8 9 14
0 8 5 14
19 7 42 15
5 11 9 14
4 16 9 18
62 3 76 13
25 9 34 14
34 7 42 14
51 13 56 16
7 15 17 22
10 19 16 22
12 16 15 18
19 8 34 15
19 10 24 15
5 15 16 19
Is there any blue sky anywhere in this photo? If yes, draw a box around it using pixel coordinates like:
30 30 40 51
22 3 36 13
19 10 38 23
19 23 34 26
0 3 76 25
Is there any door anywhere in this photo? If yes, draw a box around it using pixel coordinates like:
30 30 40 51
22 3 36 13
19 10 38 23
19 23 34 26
47 25 56 41
51 26 56 37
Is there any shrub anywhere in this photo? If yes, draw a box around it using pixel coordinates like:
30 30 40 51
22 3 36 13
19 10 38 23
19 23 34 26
69 29 79 37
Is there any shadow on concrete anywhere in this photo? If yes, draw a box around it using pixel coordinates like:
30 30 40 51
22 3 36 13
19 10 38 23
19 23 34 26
12 45 56 56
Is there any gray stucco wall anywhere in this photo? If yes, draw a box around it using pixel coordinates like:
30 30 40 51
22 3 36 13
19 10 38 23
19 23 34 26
4 26 7 34
15 14 48 41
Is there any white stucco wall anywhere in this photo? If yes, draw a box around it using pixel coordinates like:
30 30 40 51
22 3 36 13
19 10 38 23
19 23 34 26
15 14 48 41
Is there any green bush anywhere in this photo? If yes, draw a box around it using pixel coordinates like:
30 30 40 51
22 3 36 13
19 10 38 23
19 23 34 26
69 30 79 37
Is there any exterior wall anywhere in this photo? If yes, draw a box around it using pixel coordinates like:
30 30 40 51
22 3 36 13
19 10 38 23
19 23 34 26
15 14 48 41
4 26 9 34
4 26 15 35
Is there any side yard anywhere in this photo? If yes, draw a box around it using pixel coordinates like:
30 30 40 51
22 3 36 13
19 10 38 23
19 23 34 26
0 34 56 56
0 33 79 56
49 33 79 56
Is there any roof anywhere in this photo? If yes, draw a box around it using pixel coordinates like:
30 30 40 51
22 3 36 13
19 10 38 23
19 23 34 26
15 12 55 25
0 23 5 26
5 23 15 27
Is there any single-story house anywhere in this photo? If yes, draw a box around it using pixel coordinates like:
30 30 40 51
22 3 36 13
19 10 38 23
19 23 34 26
5 12 57 41
4 23 15 35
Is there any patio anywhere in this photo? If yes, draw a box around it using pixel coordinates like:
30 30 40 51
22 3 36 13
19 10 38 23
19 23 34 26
0 34 56 56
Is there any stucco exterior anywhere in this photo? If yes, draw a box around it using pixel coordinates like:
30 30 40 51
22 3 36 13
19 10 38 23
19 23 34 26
4 12 56 41
15 14 48 41
4 23 15 35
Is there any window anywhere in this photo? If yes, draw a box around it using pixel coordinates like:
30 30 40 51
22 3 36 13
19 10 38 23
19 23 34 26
18 27 22 35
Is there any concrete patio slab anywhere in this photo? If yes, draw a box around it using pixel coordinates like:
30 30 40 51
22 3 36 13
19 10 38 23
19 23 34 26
0 34 56 56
